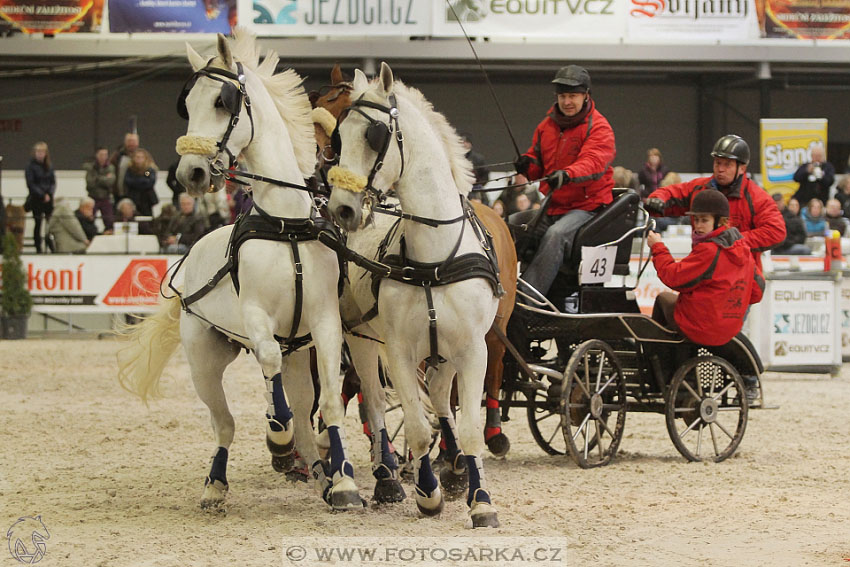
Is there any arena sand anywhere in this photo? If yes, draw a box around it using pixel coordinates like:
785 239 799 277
1 338 848 566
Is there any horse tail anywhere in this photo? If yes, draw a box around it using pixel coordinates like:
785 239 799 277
116 296 182 403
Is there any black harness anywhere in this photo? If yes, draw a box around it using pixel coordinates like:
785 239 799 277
167 203 343 357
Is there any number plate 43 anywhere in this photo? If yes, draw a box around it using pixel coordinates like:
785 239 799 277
579 245 617 284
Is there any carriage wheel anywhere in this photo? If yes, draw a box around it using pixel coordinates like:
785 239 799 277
559 340 627 468
526 379 566 456
665 356 748 463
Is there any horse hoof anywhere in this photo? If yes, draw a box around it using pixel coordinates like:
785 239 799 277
415 486 444 517
439 466 468 501
373 478 406 504
486 433 511 458
200 479 228 511
330 476 364 511
285 464 310 483
469 502 500 529
271 453 295 473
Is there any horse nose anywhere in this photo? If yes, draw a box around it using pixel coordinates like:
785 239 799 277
190 167 207 185
335 205 357 228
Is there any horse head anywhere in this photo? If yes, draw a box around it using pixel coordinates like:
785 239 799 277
327 62 402 231
175 33 255 197
310 64 353 170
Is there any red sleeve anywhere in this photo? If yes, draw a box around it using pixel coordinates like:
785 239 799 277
523 122 546 181
651 242 719 291
742 181 786 252
564 114 615 186
648 178 703 217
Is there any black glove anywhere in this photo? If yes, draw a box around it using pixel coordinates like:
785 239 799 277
545 170 569 190
645 197 666 215
513 155 532 176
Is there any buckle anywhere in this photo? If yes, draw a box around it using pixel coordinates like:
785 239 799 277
294 262 303 277
427 308 437 322
402 266 415 281
433 267 441 281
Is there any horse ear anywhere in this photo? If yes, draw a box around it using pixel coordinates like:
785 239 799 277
379 62 394 95
353 69 368 91
216 33 233 68
331 63 343 85
186 43 205 72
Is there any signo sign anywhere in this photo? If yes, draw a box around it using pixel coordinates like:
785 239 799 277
580 245 617 284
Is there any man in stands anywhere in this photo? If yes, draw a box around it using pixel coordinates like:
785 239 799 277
512 64 616 296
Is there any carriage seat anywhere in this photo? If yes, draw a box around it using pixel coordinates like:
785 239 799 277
559 189 641 281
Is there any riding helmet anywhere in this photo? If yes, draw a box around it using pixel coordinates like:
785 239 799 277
711 134 750 165
686 189 730 218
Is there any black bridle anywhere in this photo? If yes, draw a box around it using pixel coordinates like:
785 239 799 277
177 60 255 175
332 93 405 200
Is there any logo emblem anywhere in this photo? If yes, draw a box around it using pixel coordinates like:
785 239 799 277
774 341 788 357
102 259 167 306
773 313 791 334
7 516 49 564
446 0 488 23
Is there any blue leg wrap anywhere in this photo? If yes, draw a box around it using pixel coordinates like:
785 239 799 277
465 455 490 506
438 416 461 461
416 455 438 494
327 426 353 478
372 428 399 480
266 373 292 432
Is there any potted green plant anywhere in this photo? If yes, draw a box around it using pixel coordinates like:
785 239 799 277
1 231 32 339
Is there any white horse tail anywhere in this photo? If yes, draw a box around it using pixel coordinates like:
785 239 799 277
115 296 182 402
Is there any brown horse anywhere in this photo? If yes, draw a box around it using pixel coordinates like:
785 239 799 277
311 65 517 457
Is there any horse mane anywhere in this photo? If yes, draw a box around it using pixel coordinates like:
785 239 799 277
353 78 474 195
223 28 315 178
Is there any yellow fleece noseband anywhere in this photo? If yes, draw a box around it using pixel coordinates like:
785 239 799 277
328 166 367 193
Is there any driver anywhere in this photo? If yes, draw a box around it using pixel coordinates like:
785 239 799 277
512 65 616 297
645 134 785 271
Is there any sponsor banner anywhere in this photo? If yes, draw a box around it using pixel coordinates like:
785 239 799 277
243 0 430 36
627 0 757 40
432 0 624 38
5 255 171 313
0 0 103 34
108 0 235 33
758 0 850 39
760 118 827 202
841 271 850 359
766 278 838 367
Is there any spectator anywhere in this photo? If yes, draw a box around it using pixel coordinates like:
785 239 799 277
772 193 811 255
788 197 802 217
825 198 849 235
110 132 140 203
646 134 785 272
24 141 56 253
166 160 186 207
511 65 616 296
834 175 850 217
152 203 178 249
198 190 229 232
613 166 640 192
802 198 827 236
460 132 490 202
83 147 116 231
123 148 158 217
653 171 684 233
493 177 541 218
637 148 670 198
48 198 89 253
163 193 206 254
75 197 99 241
792 146 835 207
115 197 152 235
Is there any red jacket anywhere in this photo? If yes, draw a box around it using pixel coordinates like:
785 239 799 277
652 227 765 346
649 176 785 270
522 100 616 215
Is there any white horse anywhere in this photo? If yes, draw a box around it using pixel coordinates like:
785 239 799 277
116 29 362 511
327 63 501 527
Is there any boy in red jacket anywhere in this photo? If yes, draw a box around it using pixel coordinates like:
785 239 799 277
647 189 765 347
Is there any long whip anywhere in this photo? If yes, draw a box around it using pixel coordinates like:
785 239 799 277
445 0 521 158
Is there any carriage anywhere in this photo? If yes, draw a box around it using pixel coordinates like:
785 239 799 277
494 189 763 468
